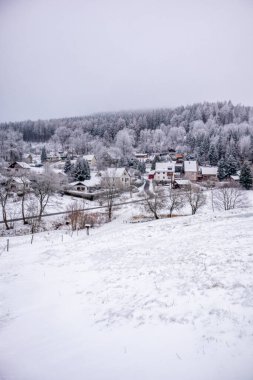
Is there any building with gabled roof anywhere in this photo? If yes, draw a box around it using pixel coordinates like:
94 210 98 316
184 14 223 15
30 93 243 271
200 166 218 181
8 161 31 174
154 162 175 183
83 155 97 169
184 161 198 181
101 167 131 189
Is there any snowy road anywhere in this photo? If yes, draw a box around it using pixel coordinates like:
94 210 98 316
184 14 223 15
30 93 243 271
0 207 253 379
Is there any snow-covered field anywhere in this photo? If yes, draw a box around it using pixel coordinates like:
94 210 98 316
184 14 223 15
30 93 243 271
0 204 253 380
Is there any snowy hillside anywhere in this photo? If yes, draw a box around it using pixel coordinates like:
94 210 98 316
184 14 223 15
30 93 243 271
0 207 253 380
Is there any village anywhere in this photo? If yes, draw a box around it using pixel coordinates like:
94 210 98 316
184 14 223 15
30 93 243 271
1 143 250 236
1 147 243 193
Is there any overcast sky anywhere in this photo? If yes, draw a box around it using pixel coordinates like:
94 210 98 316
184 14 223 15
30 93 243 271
0 0 253 122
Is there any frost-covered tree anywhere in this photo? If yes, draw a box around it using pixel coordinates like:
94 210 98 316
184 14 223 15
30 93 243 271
226 154 238 177
31 171 58 222
185 185 206 215
167 188 185 218
208 144 218 166
239 162 252 190
115 128 134 158
213 184 246 210
137 161 146 174
64 157 72 174
151 155 160 170
72 158 90 182
143 187 166 220
41 146 47 163
0 175 13 230
217 158 227 180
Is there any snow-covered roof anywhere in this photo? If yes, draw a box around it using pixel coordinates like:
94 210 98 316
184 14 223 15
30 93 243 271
83 155 96 161
184 161 197 172
155 162 175 172
83 176 101 188
134 153 148 157
12 177 31 184
103 168 129 178
200 166 218 176
53 169 67 176
69 181 86 187
15 162 31 169
175 179 191 185
231 175 240 181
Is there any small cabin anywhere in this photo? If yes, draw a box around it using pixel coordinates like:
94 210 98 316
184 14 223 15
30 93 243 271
68 181 87 192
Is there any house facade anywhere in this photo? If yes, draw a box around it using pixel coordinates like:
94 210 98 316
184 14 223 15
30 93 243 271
9 177 31 194
154 162 175 183
134 153 148 163
68 181 87 192
8 162 31 175
102 168 131 189
200 166 218 181
184 161 198 181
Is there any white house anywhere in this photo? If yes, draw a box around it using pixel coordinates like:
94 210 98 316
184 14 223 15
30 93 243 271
52 169 68 186
102 167 131 189
8 162 31 175
154 162 175 183
68 181 87 192
184 161 198 181
9 177 31 194
83 175 101 193
173 179 191 189
200 166 218 181
134 153 148 163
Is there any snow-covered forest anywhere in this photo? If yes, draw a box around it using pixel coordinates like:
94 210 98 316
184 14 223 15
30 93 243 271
1 101 253 167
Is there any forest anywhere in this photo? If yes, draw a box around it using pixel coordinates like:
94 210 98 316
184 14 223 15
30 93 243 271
0 101 253 170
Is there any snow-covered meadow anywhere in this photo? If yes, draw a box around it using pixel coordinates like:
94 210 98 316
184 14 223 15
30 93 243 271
0 200 253 380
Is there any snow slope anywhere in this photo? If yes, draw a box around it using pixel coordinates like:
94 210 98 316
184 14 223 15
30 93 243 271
0 207 253 380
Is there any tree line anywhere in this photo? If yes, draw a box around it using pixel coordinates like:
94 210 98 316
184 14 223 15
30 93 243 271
0 101 252 165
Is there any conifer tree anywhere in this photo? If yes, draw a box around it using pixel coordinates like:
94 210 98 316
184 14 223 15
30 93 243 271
137 161 146 174
217 136 225 160
239 162 252 190
64 157 72 174
226 154 238 177
151 155 160 170
208 144 218 166
217 158 227 180
41 146 47 163
72 158 91 181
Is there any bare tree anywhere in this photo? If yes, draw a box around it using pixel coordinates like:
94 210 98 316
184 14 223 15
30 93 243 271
17 175 31 224
167 187 185 217
0 176 12 230
66 200 86 231
144 187 167 220
26 197 39 233
213 183 247 211
31 170 58 222
185 185 206 215
100 170 121 222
